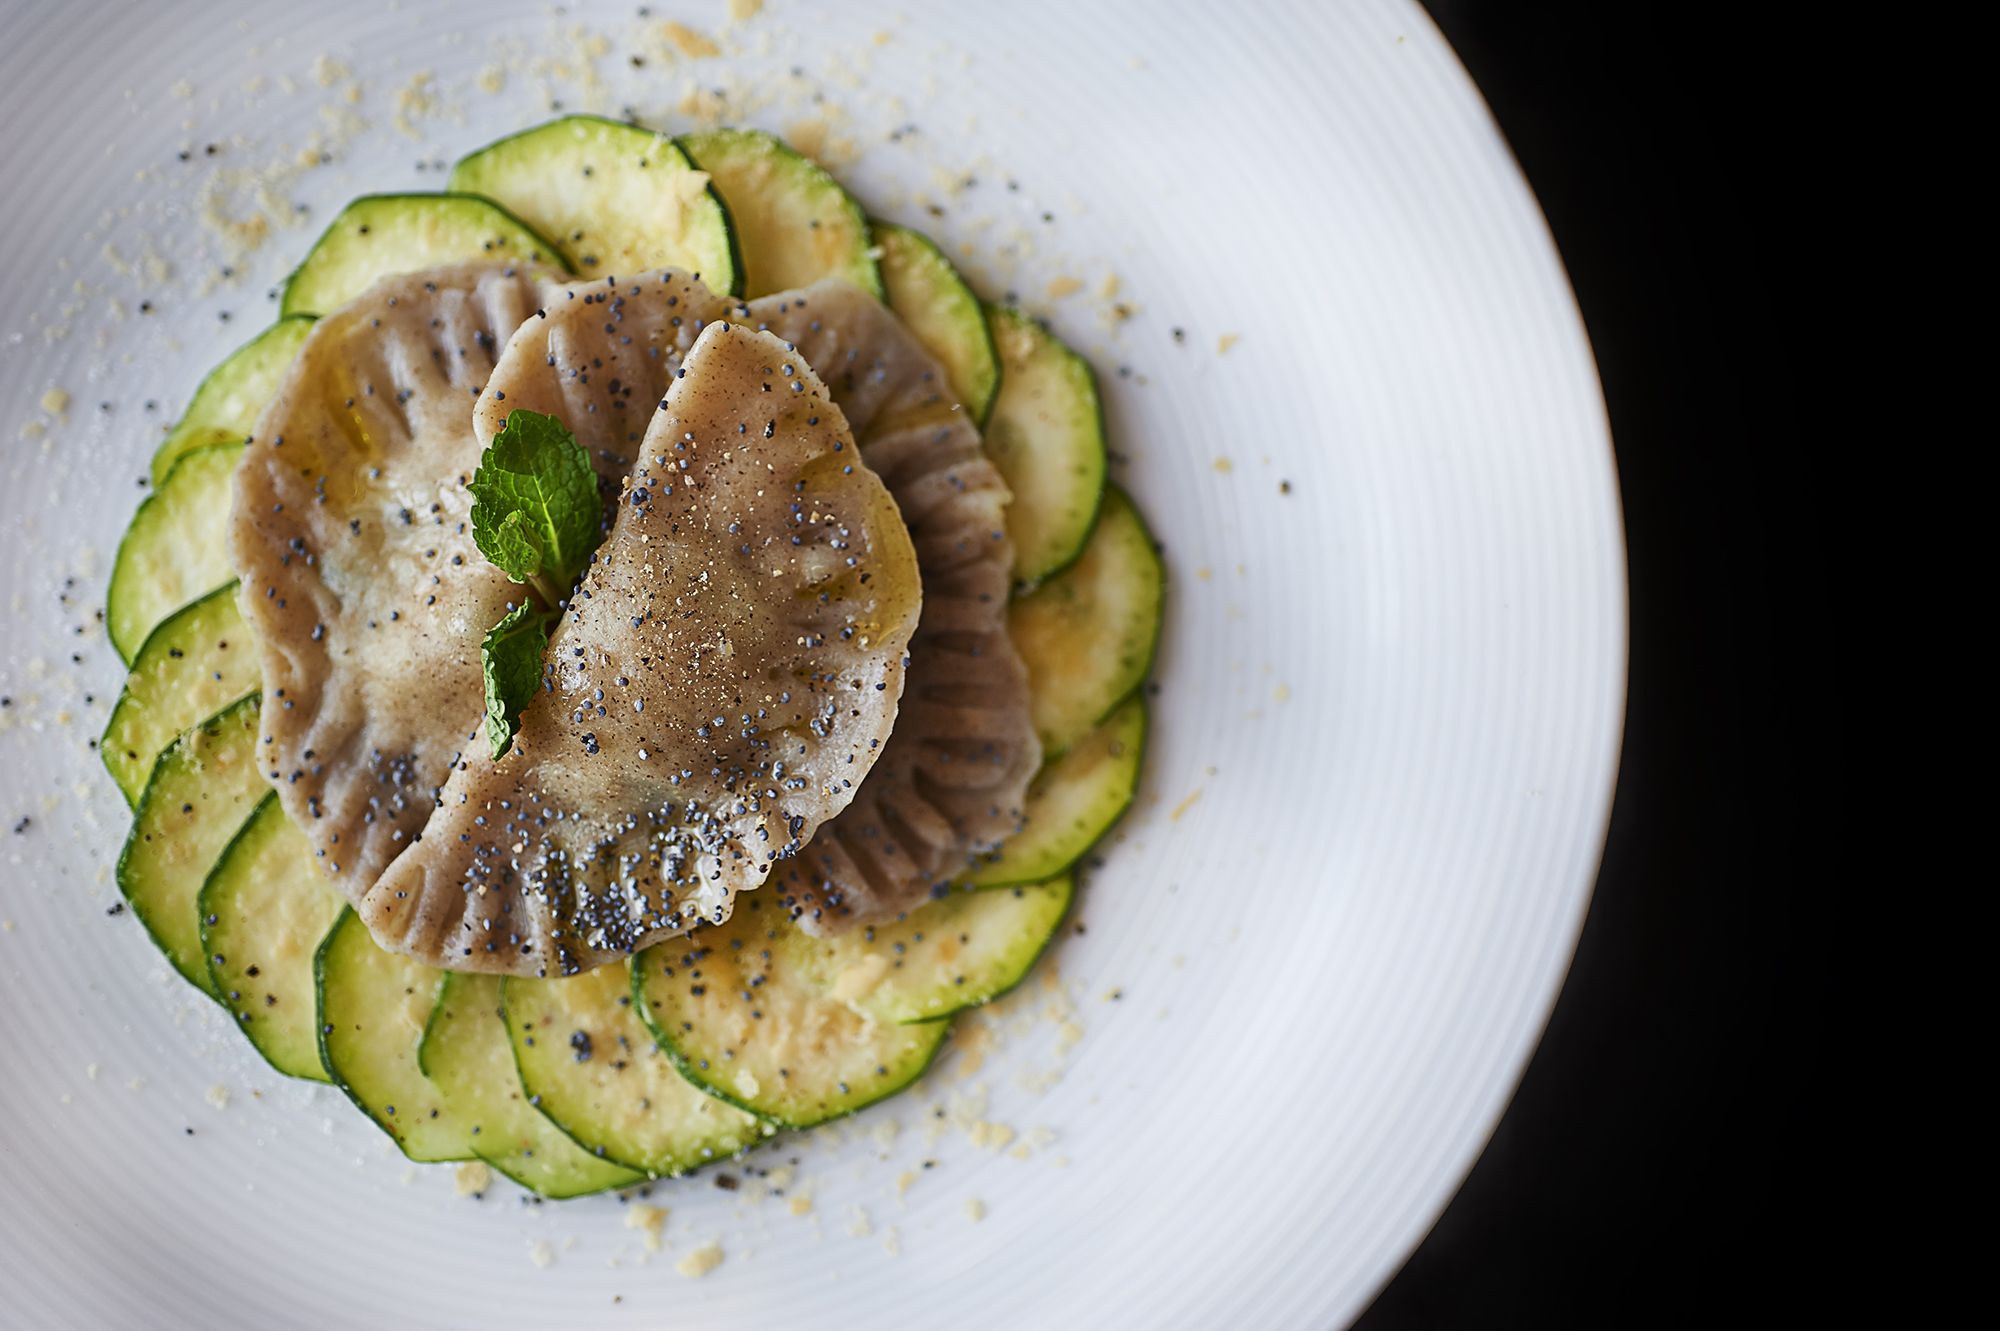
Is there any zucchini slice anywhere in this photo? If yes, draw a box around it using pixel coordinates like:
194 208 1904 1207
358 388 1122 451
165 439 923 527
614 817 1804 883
420 975 643 1199
631 895 950 1128
875 221 999 423
200 794 346 1081
315 909 475 1162
449 115 738 293
151 316 314 484
503 965 766 1177
114 693 264 996
680 127 879 299
964 696 1147 888
983 305 1108 583
100 582 259 807
280 192 566 317
1009 487 1164 756
834 877 1074 1025
106 442 240 663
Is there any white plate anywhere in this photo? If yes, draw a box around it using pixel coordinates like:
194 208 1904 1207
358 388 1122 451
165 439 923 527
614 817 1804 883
0 2 1623 1326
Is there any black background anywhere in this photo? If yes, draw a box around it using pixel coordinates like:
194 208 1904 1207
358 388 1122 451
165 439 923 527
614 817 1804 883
1354 4 1814 1327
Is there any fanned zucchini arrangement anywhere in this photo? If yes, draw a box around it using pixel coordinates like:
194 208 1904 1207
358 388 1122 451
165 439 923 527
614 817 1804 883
99 114 1162 1198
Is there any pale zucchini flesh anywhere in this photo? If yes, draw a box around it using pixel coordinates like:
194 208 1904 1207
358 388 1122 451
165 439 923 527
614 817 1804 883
420 974 644 1198
964 696 1146 888
101 582 259 807
280 192 566 317
832 876 1074 1024
316 908 476 1162
1009 487 1163 756
201 794 347 1081
876 221 999 422
504 965 766 1177
450 115 739 293
632 895 949 1128
681 127 879 299
114 693 264 995
106 442 241 663
152 316 314 484
983 305 1107 583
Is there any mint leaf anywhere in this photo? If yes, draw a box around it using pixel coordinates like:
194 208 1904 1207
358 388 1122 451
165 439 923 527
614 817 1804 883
481 601 552 760
486 509 546 584
469 410 600 590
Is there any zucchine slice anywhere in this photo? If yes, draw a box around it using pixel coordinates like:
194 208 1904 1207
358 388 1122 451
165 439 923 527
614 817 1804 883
451 115 740 295
280 192 566 317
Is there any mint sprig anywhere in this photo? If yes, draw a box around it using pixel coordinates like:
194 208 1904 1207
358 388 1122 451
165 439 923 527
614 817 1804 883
481 602 551 760
469 408 601 602
469 410 603 759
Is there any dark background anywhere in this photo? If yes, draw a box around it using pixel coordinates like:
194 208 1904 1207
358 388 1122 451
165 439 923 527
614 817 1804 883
1355 4 1814 1327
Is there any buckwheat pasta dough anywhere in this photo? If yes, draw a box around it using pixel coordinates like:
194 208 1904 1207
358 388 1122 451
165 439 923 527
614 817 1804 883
362 322 922 973
230 262 560 892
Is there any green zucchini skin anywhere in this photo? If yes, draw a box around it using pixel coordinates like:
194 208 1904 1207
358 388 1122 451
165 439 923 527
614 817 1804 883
983 305 1108 585
279 192 569 317
875 221 1000 424
680 127 880 299
105 442 240 663
965 697 1147 889
100 582 259 807
151 315 314 484
501 965 768 1177
314 908 478 1162
200 794 346 1081
418 974 644 1199
450 115 740 295
114 693 264 996
1008 487 1165 757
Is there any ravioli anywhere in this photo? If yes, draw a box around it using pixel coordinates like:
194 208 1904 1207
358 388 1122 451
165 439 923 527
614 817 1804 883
361 321 922 974
473 273 1039 934
230 262 558 891
734 283 1040 931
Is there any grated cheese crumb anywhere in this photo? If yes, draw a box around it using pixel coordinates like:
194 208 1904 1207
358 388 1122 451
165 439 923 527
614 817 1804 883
625 1202 667 1251
529 1240 555 1268
1218 333 1241 354
675 1242 724 1278
204 1084 230 1110
726 0 764 21
968 1120 1016 1151
454 1161 491 1196
311 55 351 89
788 1195 813 1216
40 389 70 416
965 1198 987 1222
1045 276 1082 300
663 22 721 58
